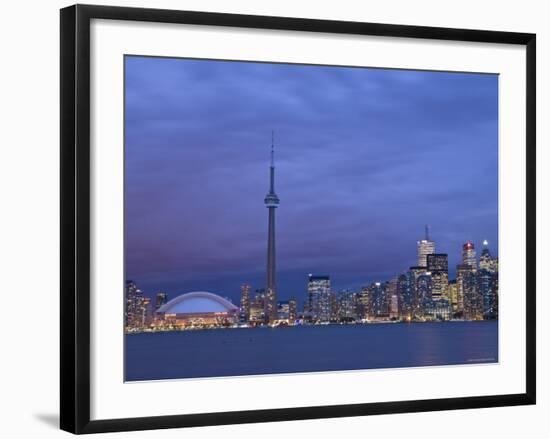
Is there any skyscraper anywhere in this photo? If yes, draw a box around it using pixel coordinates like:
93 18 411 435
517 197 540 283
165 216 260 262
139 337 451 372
427 253 449 302
456 264 472 315
398 272 415 320
417 225 435 267
288 298 297 324
240 284 251 322
264 133 280 323
416 273 433 314
126 280 147 330
155 291 168 310
477 269 498 319
479 240 498 273
448 280 459 313
462 241 477 269
307 274 331 322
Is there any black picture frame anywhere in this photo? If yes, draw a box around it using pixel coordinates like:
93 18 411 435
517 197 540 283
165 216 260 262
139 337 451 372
60 4 536 434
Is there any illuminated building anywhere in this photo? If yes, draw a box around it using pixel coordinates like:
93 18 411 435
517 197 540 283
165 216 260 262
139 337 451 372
417 225 435 267
427 253 448 272
386 278 399 319
338 289 358 321
240 284 251 321
156 291 239 327
457 264 481 320
456 264 473 315
249 289 266 324
416 273 433 313
409 266 426 312
478 269 498 319
155 292 168 310
427 253 449 302
398 273 415 320
462 241 477 269
367 282 388 319
479 240 498 273
329 292 339 321
307 274 331 322
448 280 459 313
126 280 145 330
264 133 279 323
141 297 153 327
358 286 370 319
288 298 297 323
277 301 290 320
423 299 451 321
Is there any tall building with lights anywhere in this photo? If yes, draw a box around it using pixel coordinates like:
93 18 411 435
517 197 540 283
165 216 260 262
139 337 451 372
307 274 331 322
456 264 473 315
416 273 433 315
288 298 297 323
462 241 477 269
448 280 459 313
155 292 168 310
264 133 280 323
417 225 435 267
240 284 251 321
479 240 498 273
427 253 449 302
398 272 415 320
338 289 358 321
477 269 498 319
125 280 149 330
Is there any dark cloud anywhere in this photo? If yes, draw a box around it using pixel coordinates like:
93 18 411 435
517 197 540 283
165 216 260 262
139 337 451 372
125 56 498 305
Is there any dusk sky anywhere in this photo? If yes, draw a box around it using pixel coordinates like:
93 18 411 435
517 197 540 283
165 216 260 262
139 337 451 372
125 55 498 306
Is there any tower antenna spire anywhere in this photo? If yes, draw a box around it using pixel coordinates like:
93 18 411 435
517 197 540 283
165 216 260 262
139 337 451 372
271 130 275 167
425 224 430 241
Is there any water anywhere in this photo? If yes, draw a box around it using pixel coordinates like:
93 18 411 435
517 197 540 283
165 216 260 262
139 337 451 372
125 321 498 381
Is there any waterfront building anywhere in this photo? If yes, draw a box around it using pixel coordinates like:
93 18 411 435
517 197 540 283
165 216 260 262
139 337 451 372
398 273 415 320
155 292 168 311
329 291 339 321
141 297 153 327
367 282 388 319
386 278 399 319
478 269 498 319
126 280 146 330
249 289 266 324
277 301 290 321
156 291 239 327
307 274 331 322
462 241 477 269
427 254 449 302
288 298 297 323
448 280 459 313
423 299 452 321
417 225 435 267
457 263 482 320
456 264 473 315
389 292 399 320
338 289 358 321
240 284 251 321
264 133 280 323
479 240 498 273
358 286 370 320
416 273 433 315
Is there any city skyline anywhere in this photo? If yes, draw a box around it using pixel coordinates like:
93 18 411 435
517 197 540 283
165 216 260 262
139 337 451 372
125 56 498 305
126 234 498 321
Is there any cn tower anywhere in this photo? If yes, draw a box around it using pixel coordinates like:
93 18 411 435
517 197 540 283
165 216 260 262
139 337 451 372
264 131 279 322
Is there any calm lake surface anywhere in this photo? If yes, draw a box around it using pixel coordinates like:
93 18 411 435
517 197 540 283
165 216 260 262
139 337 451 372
125 321 498 381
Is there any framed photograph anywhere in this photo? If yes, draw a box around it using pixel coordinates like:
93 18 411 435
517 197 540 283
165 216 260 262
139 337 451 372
60 4 536 434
